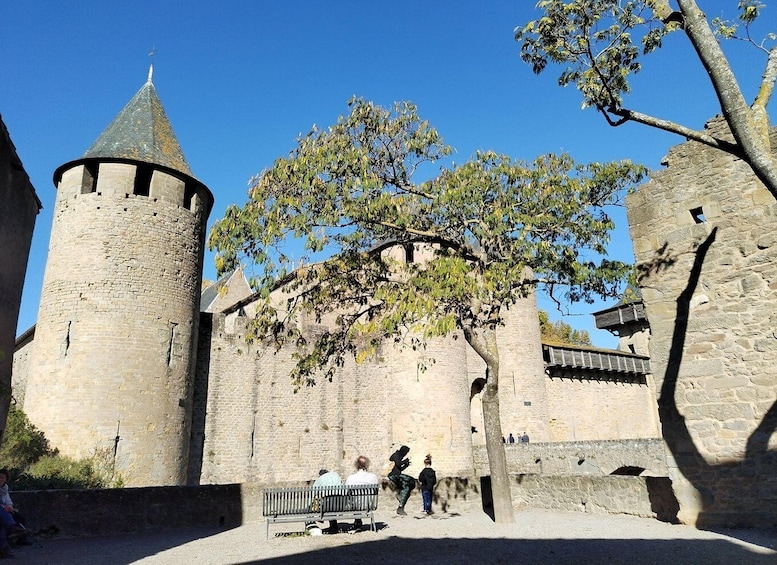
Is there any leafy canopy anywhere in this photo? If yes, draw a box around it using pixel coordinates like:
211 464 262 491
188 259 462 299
538 309 592 346
515 1 777 196
516 0 774 114
209 97 645 385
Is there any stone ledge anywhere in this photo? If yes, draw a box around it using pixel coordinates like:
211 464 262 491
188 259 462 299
12 475 678 538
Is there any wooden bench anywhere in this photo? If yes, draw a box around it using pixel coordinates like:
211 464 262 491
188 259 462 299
262 484 379 539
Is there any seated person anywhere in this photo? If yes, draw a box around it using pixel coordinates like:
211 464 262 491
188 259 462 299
345 455 378 529
0 470 27 547
310 469 342 534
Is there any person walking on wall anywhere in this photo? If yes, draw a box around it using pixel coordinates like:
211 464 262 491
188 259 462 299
388 445 415 515
520 431 530 443
418 454 437 515
508 433 515 444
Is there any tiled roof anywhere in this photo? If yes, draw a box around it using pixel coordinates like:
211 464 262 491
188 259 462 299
82 73 192 177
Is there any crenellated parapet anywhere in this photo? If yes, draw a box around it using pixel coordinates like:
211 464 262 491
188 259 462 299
54 159 212 216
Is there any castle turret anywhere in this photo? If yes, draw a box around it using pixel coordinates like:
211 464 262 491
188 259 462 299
23 68 213 486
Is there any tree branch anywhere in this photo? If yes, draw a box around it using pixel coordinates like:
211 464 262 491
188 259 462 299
677 0 777 197
752 46 777 118
602 106 744 157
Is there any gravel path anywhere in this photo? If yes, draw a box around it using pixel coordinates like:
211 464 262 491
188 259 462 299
8 508 776 565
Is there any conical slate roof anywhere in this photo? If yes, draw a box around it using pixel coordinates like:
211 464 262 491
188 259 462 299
82 68 192 177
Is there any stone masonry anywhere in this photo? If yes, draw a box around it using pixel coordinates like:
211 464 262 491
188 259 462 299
21 75 214 487
11 75 664 508
185 271 659 486
626 117 777 528
0 116 40 440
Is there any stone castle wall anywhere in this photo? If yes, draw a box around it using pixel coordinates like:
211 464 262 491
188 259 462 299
472 439 668 476
185 283 661 486
626 118 777 527
469 287 551 443
12 473 676 539
22 161 209 487
0 117 39 437
544 375 660 442
10 329 33 407
192 310 479 485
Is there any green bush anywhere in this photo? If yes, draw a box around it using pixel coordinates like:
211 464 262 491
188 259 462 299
0 405 50 473
0 406 123 490
14 450 122 490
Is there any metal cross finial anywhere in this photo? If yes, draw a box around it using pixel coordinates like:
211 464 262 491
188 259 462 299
147 47 156 83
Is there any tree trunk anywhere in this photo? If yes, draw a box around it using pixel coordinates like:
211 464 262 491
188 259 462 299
464 325 515 524
677 0 777 198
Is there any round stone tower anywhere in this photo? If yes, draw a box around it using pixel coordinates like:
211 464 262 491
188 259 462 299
23 68 213 486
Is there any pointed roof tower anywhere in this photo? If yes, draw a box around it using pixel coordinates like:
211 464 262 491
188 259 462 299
53 66 213 215
81 65 193 177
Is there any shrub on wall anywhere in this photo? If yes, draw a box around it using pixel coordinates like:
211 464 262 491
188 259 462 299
0 405 123 490
15 450 123 490
0 405 49 471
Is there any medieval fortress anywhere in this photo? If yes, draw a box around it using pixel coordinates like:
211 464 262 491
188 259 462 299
3 75 775 528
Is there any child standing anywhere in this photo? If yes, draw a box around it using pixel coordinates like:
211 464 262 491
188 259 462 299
418 454 437 515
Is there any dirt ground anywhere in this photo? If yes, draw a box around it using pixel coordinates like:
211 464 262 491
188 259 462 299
6 507 776 565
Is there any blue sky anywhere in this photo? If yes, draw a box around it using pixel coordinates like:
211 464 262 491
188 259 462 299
2 1 771 347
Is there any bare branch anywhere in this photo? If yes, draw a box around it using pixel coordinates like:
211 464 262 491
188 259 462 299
752 46 777 114
603 106 744 157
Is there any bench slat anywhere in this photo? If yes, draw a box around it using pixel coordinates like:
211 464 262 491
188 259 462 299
263 485 379 539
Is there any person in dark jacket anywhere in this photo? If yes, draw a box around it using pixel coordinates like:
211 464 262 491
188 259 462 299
388 445 415 515
418 454 437 515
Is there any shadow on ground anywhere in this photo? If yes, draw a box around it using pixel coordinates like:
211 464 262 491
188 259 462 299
248 537 776 565
12 528 775 565
7 526 227 565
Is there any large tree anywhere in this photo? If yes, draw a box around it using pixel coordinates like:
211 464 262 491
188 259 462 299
538 309 592 346
515 0 777 198
208 97 645 524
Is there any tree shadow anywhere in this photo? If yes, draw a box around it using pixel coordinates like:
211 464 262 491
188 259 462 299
19 530 776 565
655 227 777 528
244 537 774 565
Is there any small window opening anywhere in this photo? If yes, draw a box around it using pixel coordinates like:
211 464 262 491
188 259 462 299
404 243 415 264
82 163 97 194
183 185 195 210
611 466 645 476
62 320 72 357
690 207 706 224
628 344 636 354
167 322 178 367
134 165 151 196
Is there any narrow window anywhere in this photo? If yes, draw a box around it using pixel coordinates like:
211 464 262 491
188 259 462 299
81 163 97 194
690 207 706 223
167 322 178 367
183 185 195 211
62 321 72 357
133 165 151 196
404 244 415 263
